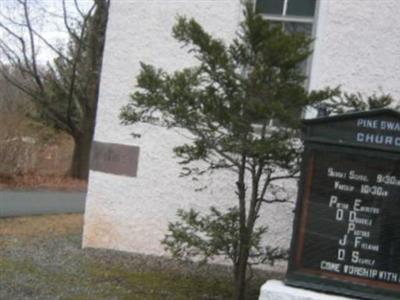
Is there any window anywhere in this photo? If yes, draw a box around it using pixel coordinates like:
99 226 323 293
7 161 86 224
256 0 317 74
254 0 318 127
256 0 317 77
256 0 316 19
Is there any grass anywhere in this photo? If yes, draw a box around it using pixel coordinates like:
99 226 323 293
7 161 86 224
0 254 237 300
0 214 278 299
78 266 232 300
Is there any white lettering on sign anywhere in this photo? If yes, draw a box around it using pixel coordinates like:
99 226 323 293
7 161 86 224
379 271 398 283
351 251 375 266
328 168 346 179
354 236 363 248
329 195 349 210
380 121 400 132
343 265 378 279
357 119 400 132
338 249 346 261
354 230 370 238
356 133 400 146
329 195 338 207
336 209 344 221
339 234 348 246
361 243 379 252
360 184 388 197
357 119 379 129
377 174 400 186
355 118 400 148
348 170 368 182
334 181 355 192
347 222 356 234
353 198 380 214
311 151 400 289
320 261 342 273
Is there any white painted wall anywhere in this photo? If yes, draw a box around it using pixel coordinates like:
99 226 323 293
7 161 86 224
82 0 293 258
83 0 400 265
310 0 400 98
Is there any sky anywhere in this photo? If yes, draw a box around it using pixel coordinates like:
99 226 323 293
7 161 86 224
0 0 94 64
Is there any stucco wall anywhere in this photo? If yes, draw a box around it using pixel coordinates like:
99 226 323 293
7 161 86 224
83 0 400 264
310 0 400 98
83 0 296 258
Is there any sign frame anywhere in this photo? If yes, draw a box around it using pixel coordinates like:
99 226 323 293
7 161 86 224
286 109 400 300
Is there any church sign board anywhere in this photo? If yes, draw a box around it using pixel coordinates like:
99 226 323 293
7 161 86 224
286 109 400 300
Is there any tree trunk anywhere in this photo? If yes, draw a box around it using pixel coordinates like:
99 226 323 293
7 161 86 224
233 248 249 300
233 154 249 300
71 130 93 180
69 0 109 180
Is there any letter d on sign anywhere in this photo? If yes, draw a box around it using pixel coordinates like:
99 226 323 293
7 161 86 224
336 209 344 221
338 249 346 261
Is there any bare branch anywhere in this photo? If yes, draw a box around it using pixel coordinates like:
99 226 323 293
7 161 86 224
258 170 272 205
21 0 44 93
0 11 26 27
0 40 24 67
64 0 96 124
0 65 74 134
0 21 31 72
62 0 95 46
260 198 293 204
269 173 299 182
74 0 87 18
30 28 70 62
0 67 35 99
62 0 81 43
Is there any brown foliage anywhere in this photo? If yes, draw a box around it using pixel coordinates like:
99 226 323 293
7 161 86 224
0 174 86 191
0 113 74 178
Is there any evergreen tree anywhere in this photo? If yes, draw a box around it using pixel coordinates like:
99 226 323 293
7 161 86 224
121 2 336 299
316 91 394 117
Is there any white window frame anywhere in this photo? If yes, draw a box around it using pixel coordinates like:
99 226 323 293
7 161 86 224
254 0 316 24
253 0 320 126
255 0 319 79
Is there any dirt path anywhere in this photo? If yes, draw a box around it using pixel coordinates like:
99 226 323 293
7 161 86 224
0 190 85 217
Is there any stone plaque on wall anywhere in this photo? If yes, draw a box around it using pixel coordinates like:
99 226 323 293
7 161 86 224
286 109 400 300
90 141 139 177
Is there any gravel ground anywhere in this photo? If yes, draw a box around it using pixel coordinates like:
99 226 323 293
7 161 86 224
0 214 283 300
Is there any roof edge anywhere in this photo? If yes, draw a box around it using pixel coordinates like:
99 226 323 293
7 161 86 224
303 109 400 125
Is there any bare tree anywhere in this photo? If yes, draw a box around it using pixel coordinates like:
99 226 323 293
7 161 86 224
0 67 33 113
0 0 110 179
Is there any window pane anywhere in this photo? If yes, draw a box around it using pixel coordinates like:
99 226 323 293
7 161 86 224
284 22 313 89
286 0 316 17
256 0 284 15
284 22 313 37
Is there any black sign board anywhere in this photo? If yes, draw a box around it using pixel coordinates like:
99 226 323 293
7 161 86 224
286 109 400 300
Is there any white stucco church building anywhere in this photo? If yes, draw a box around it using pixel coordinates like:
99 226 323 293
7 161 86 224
82 0 400 266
